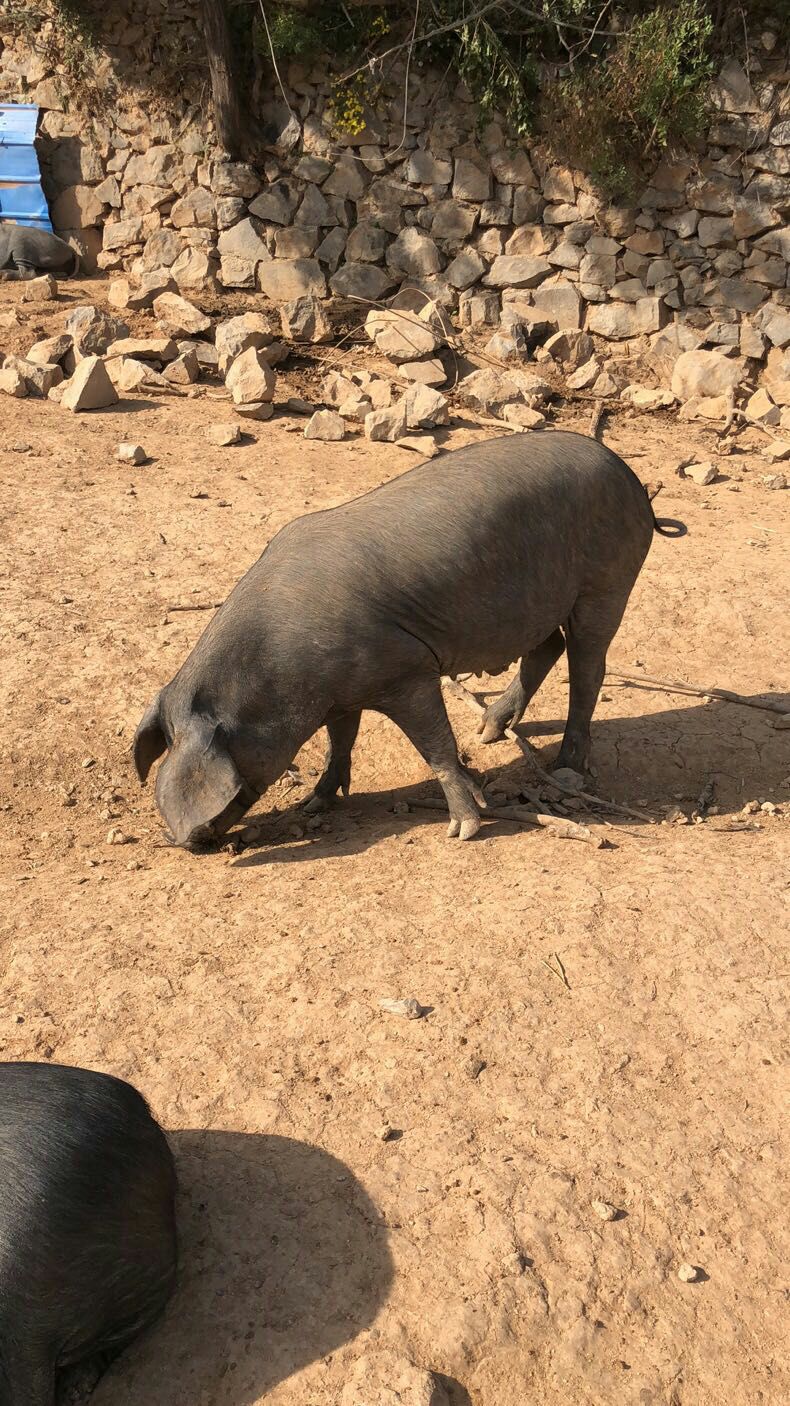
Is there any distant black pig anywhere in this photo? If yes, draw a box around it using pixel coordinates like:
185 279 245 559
0 1062 177 1404
135 431 672 847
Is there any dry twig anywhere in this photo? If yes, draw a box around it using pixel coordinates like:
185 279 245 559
408 796 604 846
606 670 790 716
442 677 653 822
166 601 223 613
542 952 571 990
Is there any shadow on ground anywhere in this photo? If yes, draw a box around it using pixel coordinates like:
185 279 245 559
233 693 789 869
90 1130 393 1405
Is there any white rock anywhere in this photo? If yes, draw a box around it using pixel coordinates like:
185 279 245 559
21 274 57 302
399 358 446 386
337 396 372 422
0 366 28 398
592 1199 619 1222
622 385 676 411
671 350 745 400
215 313 275 374
279 295 332 344
235 402 274 421
680 461 719 486
566 358 600 391
403 384 448 429
106 337 178 363
365 401 408 442
225 347 276 405
304 410 345 441
364 309 440 363
745 388 780 425
677 1262 701 1283
397 435 439 457
153 291 212 338
61 356 119 412
379 997 426 1018
207 422 243 446
502 404 546 429
116 443 147 465
164 349 200 385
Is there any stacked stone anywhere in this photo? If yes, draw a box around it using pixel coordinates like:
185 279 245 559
0 11 787 373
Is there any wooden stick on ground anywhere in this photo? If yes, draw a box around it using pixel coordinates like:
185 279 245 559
589 403 605 441
442 677 653 823
606 670 790 716
166 601 224 613
408 796 604 847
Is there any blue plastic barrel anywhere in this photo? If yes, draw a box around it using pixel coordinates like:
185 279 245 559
0 104 53 232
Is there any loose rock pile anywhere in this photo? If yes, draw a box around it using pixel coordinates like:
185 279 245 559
1 6 787 423
1 283 789 473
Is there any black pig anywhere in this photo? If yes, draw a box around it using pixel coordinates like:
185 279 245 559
135 431 669 846
0 1062 177 1403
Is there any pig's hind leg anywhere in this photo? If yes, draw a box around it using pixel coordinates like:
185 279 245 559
303 710 361 813
478 629 566 744
381 676 486 840
555 591 627 773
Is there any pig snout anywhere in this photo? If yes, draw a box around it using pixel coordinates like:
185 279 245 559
134 698 259 848
0 1061 177 1402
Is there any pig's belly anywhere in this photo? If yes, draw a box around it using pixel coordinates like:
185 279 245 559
428 585 575 679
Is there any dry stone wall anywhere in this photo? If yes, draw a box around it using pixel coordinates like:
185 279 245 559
1 8 789 382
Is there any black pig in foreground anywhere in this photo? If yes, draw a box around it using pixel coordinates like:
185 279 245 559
0 1062 177 1403
135 431 669 847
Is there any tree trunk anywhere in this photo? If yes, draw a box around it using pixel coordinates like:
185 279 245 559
201 0 243 158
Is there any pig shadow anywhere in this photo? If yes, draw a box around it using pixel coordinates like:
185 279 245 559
234 692 790 867
89 1130 393 1406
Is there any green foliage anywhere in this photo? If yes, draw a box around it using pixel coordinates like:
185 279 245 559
543 0 713 198
253 2 386 66
422 5 539 137
421 2 547 137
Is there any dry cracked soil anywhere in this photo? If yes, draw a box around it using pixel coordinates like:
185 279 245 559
0 279 788 1406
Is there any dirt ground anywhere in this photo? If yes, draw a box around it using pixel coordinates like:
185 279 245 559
1 279 788 1406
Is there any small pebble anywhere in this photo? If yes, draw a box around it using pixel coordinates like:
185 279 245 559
468 1057 486 1079
207 422 242 447
677 1262 701 1283
81 757 95 769
116 442 147 465
378 997 426 1019
105 827 129 846
592 1199 619 1222
392 801 410 815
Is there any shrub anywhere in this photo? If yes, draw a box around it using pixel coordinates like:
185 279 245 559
542 1 714 199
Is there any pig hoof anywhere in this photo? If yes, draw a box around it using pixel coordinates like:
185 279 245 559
447 813 481 841
478 707 513 744
302 794 326 814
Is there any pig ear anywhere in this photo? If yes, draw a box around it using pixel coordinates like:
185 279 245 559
133 694 167 784
154 717 244 846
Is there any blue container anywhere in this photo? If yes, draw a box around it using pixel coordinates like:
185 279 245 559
0 104 53 232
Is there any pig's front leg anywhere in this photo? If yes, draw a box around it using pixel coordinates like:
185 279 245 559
381 677 486 840
303 711 361 813
479 629 566 743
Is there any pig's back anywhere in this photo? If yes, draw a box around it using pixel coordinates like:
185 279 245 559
262 431 653 674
